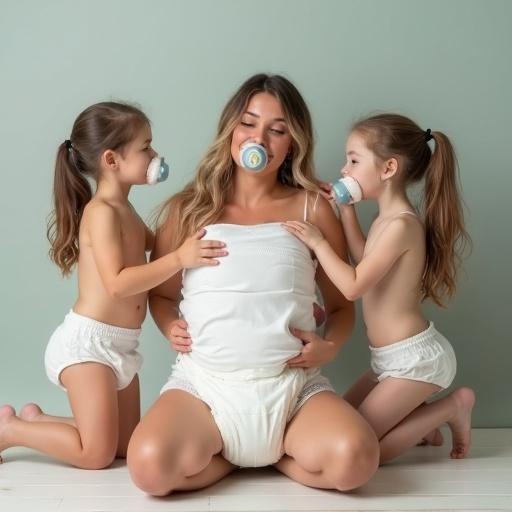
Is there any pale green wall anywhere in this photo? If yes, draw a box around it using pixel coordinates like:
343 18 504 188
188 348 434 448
1 0 510 427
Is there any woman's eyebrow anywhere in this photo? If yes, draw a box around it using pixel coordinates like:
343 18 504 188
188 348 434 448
244 111 286 123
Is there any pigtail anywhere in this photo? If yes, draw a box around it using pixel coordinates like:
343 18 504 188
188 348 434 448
47 142 92 276
422 132 470 306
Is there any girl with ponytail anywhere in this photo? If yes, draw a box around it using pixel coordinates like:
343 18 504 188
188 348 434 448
284 113 475 464
0 102 226 468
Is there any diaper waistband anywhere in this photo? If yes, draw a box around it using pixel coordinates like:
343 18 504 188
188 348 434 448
177 354 287 381
369 322 439 354
64 310 141 340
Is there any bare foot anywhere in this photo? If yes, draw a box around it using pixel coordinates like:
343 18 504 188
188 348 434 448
19 403 45 422
0 404 16 463
418 428 444 446
447 387 475 459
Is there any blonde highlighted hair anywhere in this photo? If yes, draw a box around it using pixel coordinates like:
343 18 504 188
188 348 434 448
352 113 471 306
158 74 320 248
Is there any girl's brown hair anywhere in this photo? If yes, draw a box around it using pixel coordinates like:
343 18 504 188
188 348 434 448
47 101 149 276
158 73 319 249
352 113 470 306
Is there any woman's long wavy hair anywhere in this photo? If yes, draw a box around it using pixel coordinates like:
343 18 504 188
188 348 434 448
47 101 149 276
352 113 471 306
158 74 320 249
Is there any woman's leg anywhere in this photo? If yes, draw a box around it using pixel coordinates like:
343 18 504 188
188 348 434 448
127 389 236 496
275 391 379 491
0 362 120 468
18 374 140 458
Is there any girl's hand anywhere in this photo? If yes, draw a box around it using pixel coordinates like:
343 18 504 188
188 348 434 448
167 318 192 353
176 229 228 269
287 328 337 368
282 221 326 251
317 180 334 201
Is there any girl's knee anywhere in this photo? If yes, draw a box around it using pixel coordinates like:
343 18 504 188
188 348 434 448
78 443 117 470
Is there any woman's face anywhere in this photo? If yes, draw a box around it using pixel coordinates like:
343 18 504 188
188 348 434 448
231 92 293 175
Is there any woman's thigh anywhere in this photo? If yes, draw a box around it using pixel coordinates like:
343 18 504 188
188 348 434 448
283 391 379 472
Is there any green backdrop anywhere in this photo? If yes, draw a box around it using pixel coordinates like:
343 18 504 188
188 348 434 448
1 0 510 427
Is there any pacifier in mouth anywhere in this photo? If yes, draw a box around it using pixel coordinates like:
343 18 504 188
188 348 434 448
331 176 362 204
239 143 268 172
146 157 170 185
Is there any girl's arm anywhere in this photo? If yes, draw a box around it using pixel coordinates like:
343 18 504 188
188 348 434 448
339 204 366 264
88 201 225 300
284 216 411 301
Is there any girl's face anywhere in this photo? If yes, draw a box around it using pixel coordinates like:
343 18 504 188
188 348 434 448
231 92 292 175
341 132 384 199
118 124 157 184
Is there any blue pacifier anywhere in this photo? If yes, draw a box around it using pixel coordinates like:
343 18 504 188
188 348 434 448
331 176 362 204
239 143 268 172
146 157 170 185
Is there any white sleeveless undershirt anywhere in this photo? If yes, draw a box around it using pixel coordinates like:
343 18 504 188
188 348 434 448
179 192 319 373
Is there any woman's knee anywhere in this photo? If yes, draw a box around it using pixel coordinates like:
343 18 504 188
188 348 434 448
324 430 380 491
127 431 213 496
127 433 176 495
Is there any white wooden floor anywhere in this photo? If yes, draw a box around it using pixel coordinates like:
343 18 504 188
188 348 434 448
1 429 511 511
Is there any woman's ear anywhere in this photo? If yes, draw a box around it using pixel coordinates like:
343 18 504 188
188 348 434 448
381 157 398 181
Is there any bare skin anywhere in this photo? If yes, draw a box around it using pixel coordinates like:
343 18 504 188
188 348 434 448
128 92 379 495
283 132 475 463
0 126 227 467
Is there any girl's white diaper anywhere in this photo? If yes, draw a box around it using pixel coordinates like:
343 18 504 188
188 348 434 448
45 310 143 390
160 354 334 467
370 322 456 389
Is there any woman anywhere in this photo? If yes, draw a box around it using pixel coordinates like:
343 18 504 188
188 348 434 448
127 74 379 495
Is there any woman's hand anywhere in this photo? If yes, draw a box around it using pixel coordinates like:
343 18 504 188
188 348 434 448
167 318 192 353
286 328 337 368
282 221 327 251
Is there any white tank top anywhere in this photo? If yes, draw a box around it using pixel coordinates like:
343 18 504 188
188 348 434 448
179 193 318 375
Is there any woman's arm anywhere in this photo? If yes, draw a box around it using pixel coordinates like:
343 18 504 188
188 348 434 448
148 216 185 342
313 197 355 350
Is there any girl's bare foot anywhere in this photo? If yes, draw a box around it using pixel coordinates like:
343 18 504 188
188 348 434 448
19 403 45 422
447 387 475 459
0 405 16 463
418 428 444 446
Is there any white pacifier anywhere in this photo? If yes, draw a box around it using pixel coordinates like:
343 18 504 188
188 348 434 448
331 176 362 204
239 143 268 172
146 157 170 185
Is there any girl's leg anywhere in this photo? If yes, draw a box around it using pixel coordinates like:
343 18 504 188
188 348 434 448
343 370 443 446
0 362 120 469
19 374 140 458
378 387 475 463
357 377 474 463
343 369 378 408
127 390 236 496
275 391 379 491
115 374 140 458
